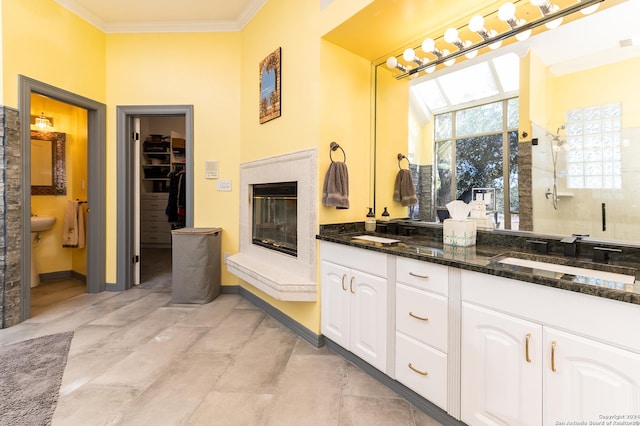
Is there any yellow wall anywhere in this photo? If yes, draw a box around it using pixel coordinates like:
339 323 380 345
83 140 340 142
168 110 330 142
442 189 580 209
237 0 373 333
105 32 243 285
1 0 106 107
31 95 88 276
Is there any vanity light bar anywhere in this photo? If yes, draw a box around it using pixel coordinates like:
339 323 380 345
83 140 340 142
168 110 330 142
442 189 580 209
392 0 605 80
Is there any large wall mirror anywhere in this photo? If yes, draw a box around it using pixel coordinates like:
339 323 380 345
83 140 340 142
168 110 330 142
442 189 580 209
31 130 66 195
374 0 640 245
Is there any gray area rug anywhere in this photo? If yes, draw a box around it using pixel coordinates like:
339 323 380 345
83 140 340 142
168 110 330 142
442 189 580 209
0 331 73 425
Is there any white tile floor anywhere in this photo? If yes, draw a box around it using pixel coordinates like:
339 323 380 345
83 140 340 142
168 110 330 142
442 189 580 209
0 280 444 425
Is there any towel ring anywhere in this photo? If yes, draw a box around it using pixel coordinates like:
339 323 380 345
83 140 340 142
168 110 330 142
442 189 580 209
330 141 346 163
398 153 411 169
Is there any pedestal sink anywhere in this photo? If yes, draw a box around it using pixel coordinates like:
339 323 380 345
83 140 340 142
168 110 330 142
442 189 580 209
31 215 56 287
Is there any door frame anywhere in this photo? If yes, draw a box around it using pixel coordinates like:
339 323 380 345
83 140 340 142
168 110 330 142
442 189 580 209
116 105 194 291
19 76 107 320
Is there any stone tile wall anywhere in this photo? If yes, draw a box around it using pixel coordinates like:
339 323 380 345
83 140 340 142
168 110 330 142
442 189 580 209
0 106 22 328
518 141 533 231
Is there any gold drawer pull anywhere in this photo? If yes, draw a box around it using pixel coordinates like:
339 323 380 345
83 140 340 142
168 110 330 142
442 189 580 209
341 274 347 292
551 341 557 372
525 333 532 363
408 363 428 376
409 312 429 321
350 276 355 294
409 272 429 279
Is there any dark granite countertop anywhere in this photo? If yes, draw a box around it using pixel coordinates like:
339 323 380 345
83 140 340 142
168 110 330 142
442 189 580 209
317 227 640 306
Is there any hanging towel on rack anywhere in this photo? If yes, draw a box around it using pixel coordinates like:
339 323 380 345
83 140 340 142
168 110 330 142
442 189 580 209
62 200 86 248
322 161 350 209
393 169 418 207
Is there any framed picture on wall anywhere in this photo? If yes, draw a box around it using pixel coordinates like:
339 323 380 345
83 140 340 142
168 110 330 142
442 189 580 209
259 47 281 124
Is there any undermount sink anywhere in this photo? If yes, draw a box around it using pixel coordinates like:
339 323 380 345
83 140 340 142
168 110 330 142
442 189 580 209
494 253 636 284
31 215 56 232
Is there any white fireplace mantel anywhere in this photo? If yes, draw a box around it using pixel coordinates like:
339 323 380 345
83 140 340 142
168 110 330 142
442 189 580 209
227 148 318 301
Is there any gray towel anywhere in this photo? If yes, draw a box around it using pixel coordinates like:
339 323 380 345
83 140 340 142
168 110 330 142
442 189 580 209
323 161 349 209
393 169 418 207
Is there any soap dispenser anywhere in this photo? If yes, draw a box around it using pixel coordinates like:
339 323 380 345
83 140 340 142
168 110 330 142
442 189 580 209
381 207 390 221
365 208 376 232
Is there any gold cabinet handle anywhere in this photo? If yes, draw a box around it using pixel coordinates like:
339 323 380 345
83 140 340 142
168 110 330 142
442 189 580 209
341 274 347 292
525 333 532 363
350 276 355 294
409 312 429 321
551 341 557 372
408 363 428 376
409 272 429 279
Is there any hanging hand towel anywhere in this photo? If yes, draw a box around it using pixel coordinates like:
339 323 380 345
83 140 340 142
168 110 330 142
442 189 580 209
393 169 418 207
322 161 350 209
62 200 80 247
77 203 86 249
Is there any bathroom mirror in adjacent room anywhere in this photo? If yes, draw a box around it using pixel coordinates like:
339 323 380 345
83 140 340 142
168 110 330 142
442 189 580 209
31 130 66 195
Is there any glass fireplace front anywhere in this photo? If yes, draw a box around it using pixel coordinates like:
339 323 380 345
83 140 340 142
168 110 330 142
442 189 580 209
252 181 297 257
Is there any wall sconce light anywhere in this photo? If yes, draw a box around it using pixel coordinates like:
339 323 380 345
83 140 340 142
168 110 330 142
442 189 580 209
403 48 425 66
35 112 53 131
422 38 456 67
468 15 502 50
498 2 532 40
386 56 408 72
444 27 478 59
385 0 604 80
531 0 563 29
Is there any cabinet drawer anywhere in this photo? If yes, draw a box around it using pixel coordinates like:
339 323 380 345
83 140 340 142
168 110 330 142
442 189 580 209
141 199 167 211
396 257 448 296
142 210 168 221
395 333 447 411
396 283 448 352
141 221 171 234
319 241 387 278
141 232 171 244
141 193 169 201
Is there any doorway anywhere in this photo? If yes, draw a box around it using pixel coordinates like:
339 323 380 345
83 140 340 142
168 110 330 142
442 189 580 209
19 76 107 321
116 106 194 291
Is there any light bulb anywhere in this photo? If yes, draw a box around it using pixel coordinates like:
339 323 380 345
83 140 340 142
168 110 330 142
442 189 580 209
422 38 436 53
466 50 478 59
545 17 563 29
579 0 599 15
489 40 503 50
516 28 532 41
498 2 516 21
403 49 416 62
443 50 455 67
444 28 459 44
386 57 398 69
530 0 546 6
468 15 484 32
425 65 436 74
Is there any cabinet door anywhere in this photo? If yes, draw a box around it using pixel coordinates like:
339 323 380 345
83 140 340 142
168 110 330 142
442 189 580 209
350 269 388 372
320 261 350 349
544 327 640 423
461 303 542 426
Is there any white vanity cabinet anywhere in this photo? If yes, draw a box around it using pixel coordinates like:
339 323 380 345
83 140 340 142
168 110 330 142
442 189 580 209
543 327 640 423
461 303 542 425
395 258 449 410
461 269 640 425
320 241 390 373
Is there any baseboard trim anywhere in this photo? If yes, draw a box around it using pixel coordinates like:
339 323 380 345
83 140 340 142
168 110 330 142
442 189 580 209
40 270 86 283
323 339 464 426
222 285 324 348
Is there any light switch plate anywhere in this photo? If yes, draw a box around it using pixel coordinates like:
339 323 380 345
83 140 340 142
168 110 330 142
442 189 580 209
216 179 232 191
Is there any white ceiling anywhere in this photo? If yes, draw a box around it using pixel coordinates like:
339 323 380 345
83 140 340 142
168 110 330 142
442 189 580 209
53 0 268 32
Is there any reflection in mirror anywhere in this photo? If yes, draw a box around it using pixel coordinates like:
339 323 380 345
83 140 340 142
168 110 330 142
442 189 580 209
31 130 66 195
375 0 640 244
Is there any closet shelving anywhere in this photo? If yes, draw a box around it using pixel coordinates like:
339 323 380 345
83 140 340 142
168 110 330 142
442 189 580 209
141 131 185 193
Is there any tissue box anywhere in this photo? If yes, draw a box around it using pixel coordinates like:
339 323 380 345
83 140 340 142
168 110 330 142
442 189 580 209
443 219 477 247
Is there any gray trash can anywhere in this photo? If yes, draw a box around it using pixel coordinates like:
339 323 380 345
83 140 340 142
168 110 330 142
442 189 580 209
171 227 221 304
